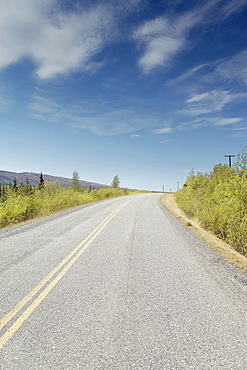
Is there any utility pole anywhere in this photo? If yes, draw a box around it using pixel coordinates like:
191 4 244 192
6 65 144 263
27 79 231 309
177 182 179 191
162 185 165 193
225 155 235 167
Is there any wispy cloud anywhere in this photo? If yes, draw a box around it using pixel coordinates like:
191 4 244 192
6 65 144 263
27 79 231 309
27 94 158 136
1 0 247 81
186 93 210 104
213 117 243 126
220 0 247 18
233 126 247 131
166 63 211 86
153 127 172 134
185 89 246 113
163 86 247 132
131 134 141 138
160 139 173 143
67 110 155 136
133 15 188 73
132 1 216 73
0 0 136 79
133 0 247 74
173 115 245 131
215 49 247 85
27 96 60 113
166 48 247 89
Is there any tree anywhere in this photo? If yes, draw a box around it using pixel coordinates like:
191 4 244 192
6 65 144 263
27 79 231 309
71 170 81 191
111 175 120 188
39 172 44 189
234 145 247 175
13 178 18 192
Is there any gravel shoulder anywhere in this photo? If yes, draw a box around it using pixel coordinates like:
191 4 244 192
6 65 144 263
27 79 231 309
160 193 247 275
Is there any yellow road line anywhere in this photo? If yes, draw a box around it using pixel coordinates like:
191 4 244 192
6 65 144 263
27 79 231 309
0 201 125 331
0 198 134 349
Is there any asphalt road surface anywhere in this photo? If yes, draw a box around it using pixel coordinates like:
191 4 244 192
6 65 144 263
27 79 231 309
0 193 246 369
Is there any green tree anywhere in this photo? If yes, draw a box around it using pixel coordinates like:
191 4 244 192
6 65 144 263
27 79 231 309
111 175 120 188
234 145 247 175
13 178 18 192
24 176 32 195
39 172 44 189
71 170 81 191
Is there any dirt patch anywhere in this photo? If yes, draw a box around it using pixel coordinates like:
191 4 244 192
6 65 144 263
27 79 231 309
160 193 247 275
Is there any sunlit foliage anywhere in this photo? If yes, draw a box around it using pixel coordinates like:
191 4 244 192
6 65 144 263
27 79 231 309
176 145 247 257
0 181 137 229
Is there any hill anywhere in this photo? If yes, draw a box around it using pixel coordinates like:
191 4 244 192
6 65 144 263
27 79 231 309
0 170 110 189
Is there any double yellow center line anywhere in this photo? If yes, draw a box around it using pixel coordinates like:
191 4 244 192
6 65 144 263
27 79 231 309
0 198 134 349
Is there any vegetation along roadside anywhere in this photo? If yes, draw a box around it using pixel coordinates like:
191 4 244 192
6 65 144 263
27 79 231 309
163 145 247 274
0 172 141 230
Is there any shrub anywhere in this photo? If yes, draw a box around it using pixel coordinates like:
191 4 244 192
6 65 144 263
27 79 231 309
175 149 247 257
0 182 136 229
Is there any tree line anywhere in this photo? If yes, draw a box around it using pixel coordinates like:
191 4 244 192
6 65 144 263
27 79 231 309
1 172 120 201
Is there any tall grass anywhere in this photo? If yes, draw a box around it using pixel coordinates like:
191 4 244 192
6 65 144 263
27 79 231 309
0 181 137 229
175 146 247 257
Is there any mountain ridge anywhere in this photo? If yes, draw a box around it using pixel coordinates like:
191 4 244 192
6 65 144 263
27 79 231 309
0 170 110 189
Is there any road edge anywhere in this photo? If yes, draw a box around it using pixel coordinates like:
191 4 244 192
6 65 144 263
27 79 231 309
160 193 247 275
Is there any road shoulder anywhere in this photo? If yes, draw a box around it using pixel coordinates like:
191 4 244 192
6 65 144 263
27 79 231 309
160 193 247 275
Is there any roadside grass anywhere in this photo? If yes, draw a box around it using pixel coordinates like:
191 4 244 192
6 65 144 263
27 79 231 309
175 183 247 258
0 183 141 230
161 193 247 274
174 151 247 259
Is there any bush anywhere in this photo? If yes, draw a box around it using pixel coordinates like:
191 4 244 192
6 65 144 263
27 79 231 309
0 182 136 229
175 149 247 257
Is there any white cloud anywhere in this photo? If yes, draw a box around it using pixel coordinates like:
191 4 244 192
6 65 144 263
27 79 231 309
185 89 246 113
134 17 170 39
133 16 187 73
27 94 157 136
68 109 156 136
27 96 60 116
138 36 182 74
153 127 172 134
132 1 218 74
220 0 247 18
0 0 117 79
133 0 247 74
179 109 212 117
131 134 141 138
186 93 210 103
181 116 244 129
215 49 247 85
213 117 243 126
166 63 210 86
160 139 173 143
233 126 247 131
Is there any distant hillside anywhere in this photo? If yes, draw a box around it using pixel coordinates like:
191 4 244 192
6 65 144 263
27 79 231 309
0 171 110 189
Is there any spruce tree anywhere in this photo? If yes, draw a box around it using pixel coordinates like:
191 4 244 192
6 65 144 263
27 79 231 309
13 178 17 192
39 172 44 189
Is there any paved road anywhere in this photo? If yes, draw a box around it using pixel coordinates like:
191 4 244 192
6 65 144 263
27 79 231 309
0 193 246 369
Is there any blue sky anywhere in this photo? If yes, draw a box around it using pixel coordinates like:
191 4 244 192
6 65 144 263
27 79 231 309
1 0 247 191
